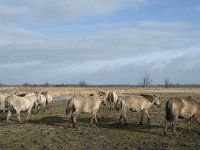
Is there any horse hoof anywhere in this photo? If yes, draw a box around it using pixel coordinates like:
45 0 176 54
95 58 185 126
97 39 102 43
118 124 122 128
173 133 177 136
90 124 96 127
72 124 76 128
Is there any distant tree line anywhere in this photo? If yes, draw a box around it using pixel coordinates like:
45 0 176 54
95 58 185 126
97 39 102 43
0 77 200 88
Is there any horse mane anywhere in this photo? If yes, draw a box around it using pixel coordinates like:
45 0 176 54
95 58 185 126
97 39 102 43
17 93 27 97
89 94 94 96
186 96 196 100
140 93 154 102
41 91 48 95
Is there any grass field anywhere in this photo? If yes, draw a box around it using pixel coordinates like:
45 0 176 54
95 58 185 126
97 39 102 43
0 87 200 150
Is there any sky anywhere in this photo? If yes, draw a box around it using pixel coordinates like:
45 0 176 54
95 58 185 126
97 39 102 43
0 0 200 85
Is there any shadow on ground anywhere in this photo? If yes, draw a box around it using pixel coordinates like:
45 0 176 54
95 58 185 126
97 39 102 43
29 116 68 126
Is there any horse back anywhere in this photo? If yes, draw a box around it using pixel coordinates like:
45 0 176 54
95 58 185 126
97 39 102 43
122 96 148 111
9 95 36 111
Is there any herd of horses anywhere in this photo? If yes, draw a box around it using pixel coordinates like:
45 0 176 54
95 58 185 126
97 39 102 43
1 90 200 135
0 91 52 122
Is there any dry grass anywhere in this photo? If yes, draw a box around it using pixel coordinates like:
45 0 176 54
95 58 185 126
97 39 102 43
0 87 200 150
0 86 200 96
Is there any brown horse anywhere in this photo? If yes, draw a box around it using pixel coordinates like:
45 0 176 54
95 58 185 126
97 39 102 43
165 96 200 135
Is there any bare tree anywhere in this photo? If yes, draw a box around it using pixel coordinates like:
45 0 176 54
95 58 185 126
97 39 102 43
139 72 152 88
79 80 87 87
164 77 170 88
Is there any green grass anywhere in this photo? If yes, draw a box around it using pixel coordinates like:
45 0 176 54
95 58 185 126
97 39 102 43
1 92 200 150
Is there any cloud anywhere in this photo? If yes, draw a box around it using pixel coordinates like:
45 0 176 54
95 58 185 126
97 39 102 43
1 21 199 58
137 20 190 30
1 21 199 65
0 19 200 84
0 0 149 22
0 3 30 20
1 46 199 84
0 25 40 37
0 61 41 69
0 1 199 84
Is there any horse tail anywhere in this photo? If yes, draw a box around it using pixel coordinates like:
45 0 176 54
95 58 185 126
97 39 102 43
5 96 14 112
65 98 74 115
119 98 125 111
45 96 49 107
165 99 174 121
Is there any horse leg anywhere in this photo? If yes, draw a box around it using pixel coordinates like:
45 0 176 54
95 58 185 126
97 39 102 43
90 111 98 126
164 118 168 135
187 118 192 133
71 114 75 128
140 110 144 125
119 110 127 126
90 114 94 126
118 115 123 127
123 115 128 126
119 112 125 127
26 108 32 121
2 108 5 117
194 113 200 125
43 103 46 112
16 110 21 123
145 110 151 124
7 110 11 122
112 102 115 109
71 112 77 128
34 101 40 113
172 117 178 135
34 103 36 113
94 113 98 124
35 104 40 114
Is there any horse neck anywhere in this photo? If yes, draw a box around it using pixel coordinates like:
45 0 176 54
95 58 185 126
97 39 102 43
93 95 104 103
145 100 154 109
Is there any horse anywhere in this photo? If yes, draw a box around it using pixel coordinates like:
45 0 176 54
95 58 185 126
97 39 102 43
65 91 107 128
115 93 161 126
6 92 40 123
0 93 8 116
165 96 200 135
106 91 118 110
34 92 47 113
41 91 52 110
